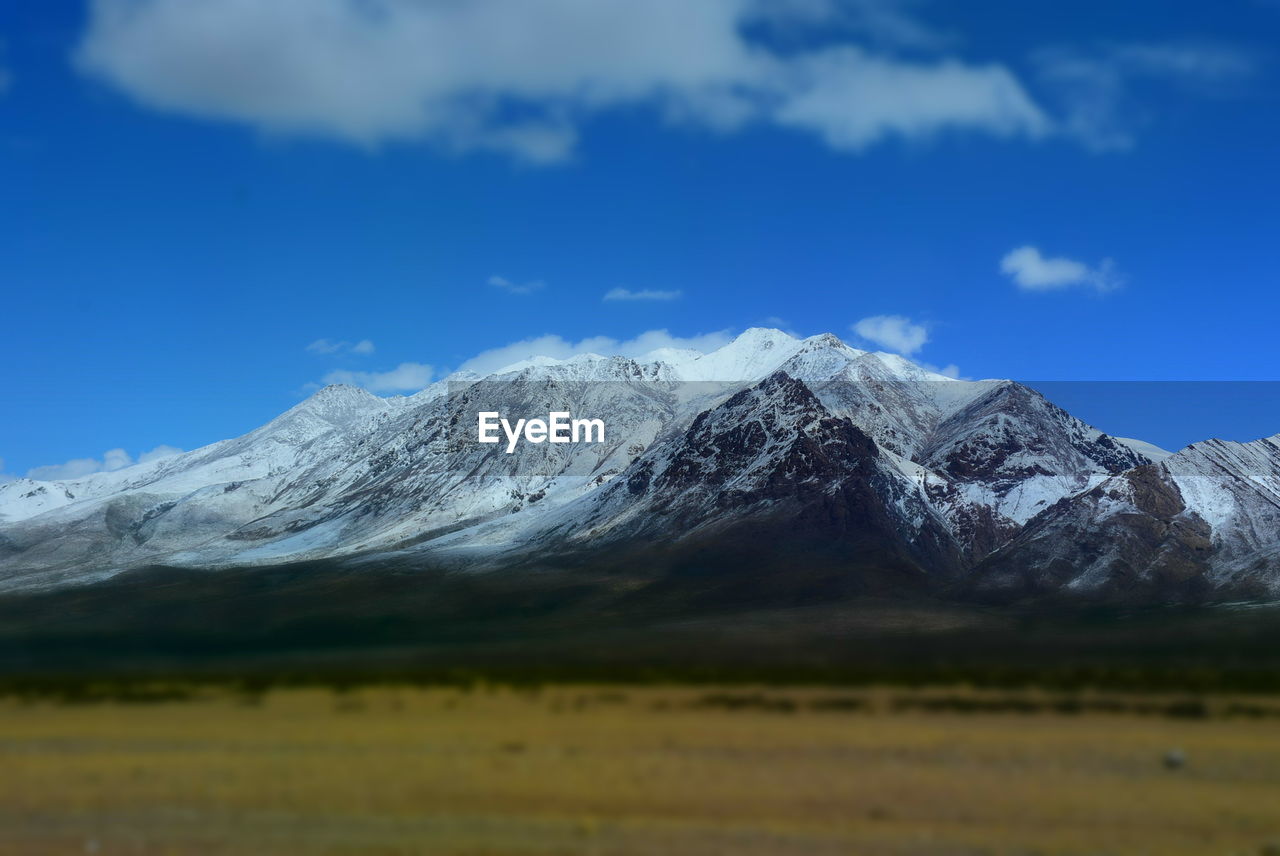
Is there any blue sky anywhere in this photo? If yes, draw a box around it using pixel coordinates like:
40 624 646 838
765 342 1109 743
2 0 1279 479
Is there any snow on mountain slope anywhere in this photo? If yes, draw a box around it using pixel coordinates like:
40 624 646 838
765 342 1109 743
0 479 80 523
972 434 1280 597
667 327 806 381
0 328 1197 595
223 356 686 560
0 384 399 588
1116 437 1173 463
1165 435 1280 574
0 384 394 525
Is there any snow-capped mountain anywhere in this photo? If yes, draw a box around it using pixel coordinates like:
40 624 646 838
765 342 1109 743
2 327 1273 601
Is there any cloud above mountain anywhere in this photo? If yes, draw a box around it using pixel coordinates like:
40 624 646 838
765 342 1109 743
1000 246 1121 292
852 315 929 355
309 330 733 393
457 329 734 376
24 445 184 482
323 362 435 393
314 324 965 393
75 0 1053 162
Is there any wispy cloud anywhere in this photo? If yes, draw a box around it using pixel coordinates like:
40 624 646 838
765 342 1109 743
27 458 106 482
75 0 1054 162
323 362 435 393
1000 245 1121 293
772 48 1049 150
25 445 183 482
928 363 963 379
1111 43 1258 83
1034 41 1259 151
746 0 954 52
0 39 10 96
852 314 929 355
603 288 682 302
306 338 375 356
488 275 545 296
457 329 733 376
138 445 184 463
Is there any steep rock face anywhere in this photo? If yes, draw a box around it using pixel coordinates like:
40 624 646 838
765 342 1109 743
921 382 1147 525
971 435 1280 600
970 465 1215 601
526 372 965 585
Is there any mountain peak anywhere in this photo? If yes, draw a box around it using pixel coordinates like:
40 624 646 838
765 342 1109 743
675 328 804 381
732 327 799 349
277 384 390 428
312 382 370 397
304 383 383 407
801 332 848 349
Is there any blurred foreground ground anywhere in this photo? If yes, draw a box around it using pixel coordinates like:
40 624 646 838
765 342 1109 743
1 686 1278 855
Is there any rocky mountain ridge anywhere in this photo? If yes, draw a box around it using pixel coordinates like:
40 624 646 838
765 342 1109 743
2 328 1275 600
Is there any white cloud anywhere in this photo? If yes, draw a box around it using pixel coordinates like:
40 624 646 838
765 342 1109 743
456 329 734 376
304 324 962 393
852 314 929 355
1035 42 1258 151
102 448 133 471
75 0 1054 161
1112 43 1257 83
27 458 105 482
603 288 682 302
746 0 953 51
489 275 545 296
139 445 184 464
323 362 435 393
773 48 1049 150
1000 245 1121 293
307 338 375 355
307 339 344 355
25 445 184 482
0 458 14 484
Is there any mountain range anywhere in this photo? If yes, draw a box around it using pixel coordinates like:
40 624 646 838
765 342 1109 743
3 328 1278 602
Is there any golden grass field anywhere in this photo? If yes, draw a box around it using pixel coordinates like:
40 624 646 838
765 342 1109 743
1 685 1278 855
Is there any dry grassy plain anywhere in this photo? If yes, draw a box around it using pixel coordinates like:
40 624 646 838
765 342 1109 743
0 686 1278 855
